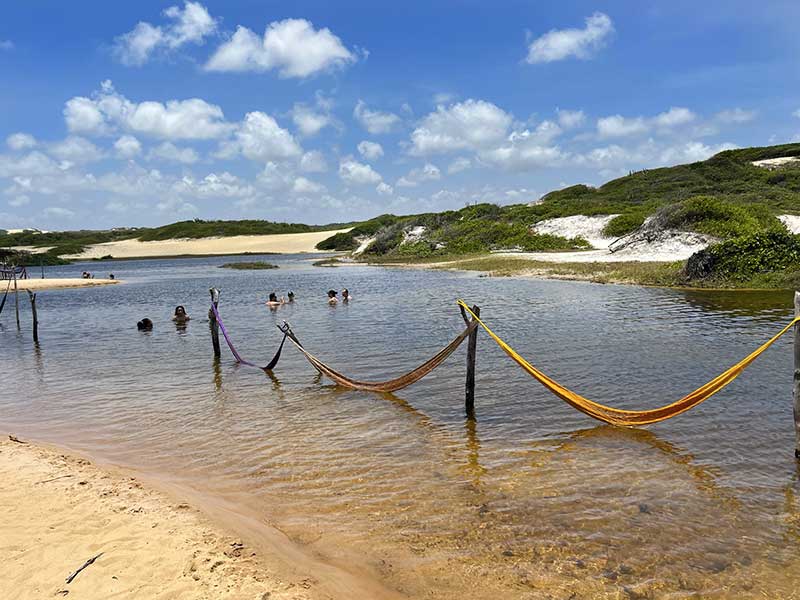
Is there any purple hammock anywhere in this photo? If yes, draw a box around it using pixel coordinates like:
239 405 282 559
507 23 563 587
210 302 286 371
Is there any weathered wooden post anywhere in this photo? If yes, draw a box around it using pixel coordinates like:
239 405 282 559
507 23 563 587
27 291 38 343
13 267 20 329
209 287 221 359
464 305 480 418
794 292 800 460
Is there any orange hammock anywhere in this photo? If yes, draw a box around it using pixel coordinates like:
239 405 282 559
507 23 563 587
280 320 477 393
458 300 800 426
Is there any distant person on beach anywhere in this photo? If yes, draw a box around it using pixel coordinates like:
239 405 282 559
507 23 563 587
342 288 351 302
327 290 338 304
137 318 153 331
172 306 191 322
266 292 285 306
287 291 295 302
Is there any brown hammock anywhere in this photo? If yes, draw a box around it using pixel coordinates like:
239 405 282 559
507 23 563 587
279 320 477 393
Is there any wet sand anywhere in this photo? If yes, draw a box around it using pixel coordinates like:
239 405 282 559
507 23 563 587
5 278 120 291
0 437 399 600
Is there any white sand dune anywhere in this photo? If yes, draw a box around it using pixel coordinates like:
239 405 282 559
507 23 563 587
532 215 618 249
61 229 351 260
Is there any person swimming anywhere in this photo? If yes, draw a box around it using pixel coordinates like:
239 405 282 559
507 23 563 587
137 318 153 331
342 288 352 302
327 289 338 304
172 306 191 322
287 291 295 302
266 292 285 306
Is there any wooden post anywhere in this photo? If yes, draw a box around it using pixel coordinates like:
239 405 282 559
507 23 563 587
465 305 480 418
27 291 38 344
794 292 800 460
13 267 20 330
209 288 221 359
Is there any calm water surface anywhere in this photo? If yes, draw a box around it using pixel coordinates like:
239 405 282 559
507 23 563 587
2 255 800 598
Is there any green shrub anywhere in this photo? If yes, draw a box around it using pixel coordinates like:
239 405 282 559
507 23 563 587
603 209 650 237
316 232 359 251
685 231 800 282
659 196 784 239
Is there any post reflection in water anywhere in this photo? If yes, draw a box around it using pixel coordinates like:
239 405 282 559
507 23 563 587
2 255 800 598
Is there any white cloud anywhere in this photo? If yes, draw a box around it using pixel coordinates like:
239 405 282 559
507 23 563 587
292 176 325 194
291 102 331 137
299 150 328 172
43 206 75 219
0 40 13 51
579 139 737 169
205 19 356 78
114 135 142 158
597 107 697 138
339 156 382 185
6 133 37 151
597 115 649 138
232 111 302 162
357 140 383 161
409 99 512 155
114 1 218 66
149 141 199 164
526 12 614 64
354 100 401 134
64 81 234 140
376 182 393 195
716 108 757 123
396 163 441 187
0 151 60 178
447 157 471 174
48 136 105 164
556 109 585 129
9 195 30 207
653 107 696 128
793 108 800 119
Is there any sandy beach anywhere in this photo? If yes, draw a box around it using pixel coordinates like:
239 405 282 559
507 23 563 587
0 435 399 600
60 230 351 260
4 278 119 291
0 436 400 600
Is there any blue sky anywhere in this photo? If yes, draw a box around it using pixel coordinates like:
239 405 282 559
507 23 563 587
1 0 799 230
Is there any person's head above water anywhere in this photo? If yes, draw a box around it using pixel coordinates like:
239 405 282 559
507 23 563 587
137 318 153 331
269 292 278 302
342 288 349 297
174 306 187 317
287 291 295 301
327 289 337 298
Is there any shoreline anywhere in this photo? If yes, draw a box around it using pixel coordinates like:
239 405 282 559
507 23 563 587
0 435 402 600
360 255 799 291
3 278 120 291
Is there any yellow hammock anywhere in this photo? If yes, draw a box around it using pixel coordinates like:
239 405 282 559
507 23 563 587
457 300 800 427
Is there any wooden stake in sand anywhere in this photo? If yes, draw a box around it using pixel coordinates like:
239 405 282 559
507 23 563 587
13 266 20 330
460 304 480 418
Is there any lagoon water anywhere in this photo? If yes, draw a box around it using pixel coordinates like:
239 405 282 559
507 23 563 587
2 255 800 598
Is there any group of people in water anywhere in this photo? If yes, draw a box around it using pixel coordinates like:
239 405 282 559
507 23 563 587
80 271 114 280
136 306 190 331
137 289 353 330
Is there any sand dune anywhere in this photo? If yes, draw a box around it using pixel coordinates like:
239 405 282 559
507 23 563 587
61 229 350 260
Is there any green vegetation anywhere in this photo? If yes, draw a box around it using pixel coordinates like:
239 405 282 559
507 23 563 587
0 248 70 266
219 261 279 270
685 231 800 287
0 219 354 257
138 219 350 241
316 203 589 257
312 257 341 267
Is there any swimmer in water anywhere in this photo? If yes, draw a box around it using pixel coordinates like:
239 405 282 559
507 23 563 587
327 289 338 305
137 318 153 331
342 288 352 302
172 306 191 322
266 292 285 306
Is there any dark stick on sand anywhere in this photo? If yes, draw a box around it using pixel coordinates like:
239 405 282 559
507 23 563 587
66 553 103 584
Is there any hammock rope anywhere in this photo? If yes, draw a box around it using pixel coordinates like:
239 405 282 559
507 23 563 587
457 299 800 426
210 302 285 371
279 319 477 393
